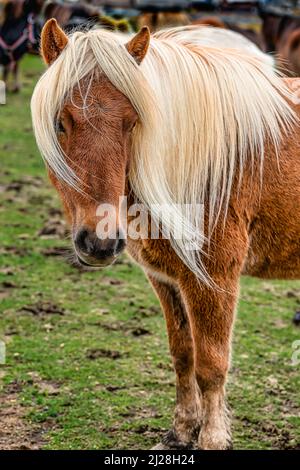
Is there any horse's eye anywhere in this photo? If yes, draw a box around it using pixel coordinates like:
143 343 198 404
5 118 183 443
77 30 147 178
56 119 65 134
123 119 136 133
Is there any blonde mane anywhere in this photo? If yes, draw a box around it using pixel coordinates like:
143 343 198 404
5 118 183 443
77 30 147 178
31 26 296 283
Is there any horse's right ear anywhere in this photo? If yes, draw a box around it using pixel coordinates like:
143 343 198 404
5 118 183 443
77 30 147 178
125 27 150 64
41 19 68 65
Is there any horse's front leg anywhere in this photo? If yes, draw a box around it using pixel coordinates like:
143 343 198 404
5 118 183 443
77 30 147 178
179 241 247 450
148 275 201 449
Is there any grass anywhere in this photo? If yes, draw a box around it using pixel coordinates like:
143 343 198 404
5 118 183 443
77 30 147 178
0 55 299 450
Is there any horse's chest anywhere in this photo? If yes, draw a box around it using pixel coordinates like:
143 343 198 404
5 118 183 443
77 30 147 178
126 238 183 283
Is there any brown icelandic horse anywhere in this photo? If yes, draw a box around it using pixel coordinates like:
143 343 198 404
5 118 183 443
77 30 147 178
31 20 300 450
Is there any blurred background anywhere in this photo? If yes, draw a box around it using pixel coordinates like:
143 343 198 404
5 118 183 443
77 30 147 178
0 0 300 451
3 0 300 85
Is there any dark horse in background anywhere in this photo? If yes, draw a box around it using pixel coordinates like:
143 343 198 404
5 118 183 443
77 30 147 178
0 0 129 92
0 0 42 91
259 6 300 76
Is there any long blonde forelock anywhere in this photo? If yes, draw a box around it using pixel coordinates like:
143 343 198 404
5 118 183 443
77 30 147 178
31 26 297 284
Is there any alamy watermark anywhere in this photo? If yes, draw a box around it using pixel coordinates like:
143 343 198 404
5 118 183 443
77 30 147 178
0 80 6 105
291 340 300 366
94 196 204 250
0 340 5 365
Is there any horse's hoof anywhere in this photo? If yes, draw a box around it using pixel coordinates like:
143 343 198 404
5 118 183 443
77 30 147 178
151 429 196 450
199 429 232 450
151 443 173 450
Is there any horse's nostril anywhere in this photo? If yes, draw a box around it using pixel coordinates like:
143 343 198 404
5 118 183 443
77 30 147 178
75 228 93 255
115 237 126 254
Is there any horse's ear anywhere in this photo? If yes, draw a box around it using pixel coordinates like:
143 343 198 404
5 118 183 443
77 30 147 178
41 18 68 65
125 27 150 64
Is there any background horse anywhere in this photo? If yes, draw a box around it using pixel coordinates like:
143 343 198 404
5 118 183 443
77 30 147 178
44 1 101 31
0 0 41 91
258 6 282 53
259 8 300 76
274 16 300 76
138 11 190 32
31 21 300 449
44 1 130 33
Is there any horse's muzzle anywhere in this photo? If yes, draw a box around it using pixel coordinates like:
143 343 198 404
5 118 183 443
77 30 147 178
74 227 126 267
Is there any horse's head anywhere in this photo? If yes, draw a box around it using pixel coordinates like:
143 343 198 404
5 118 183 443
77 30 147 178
37 20 150 268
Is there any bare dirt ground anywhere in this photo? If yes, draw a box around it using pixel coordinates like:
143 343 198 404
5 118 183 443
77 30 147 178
0 380 51 450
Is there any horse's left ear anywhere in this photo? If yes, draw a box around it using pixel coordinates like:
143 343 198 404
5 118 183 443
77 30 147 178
125 27 150 64
41 18 68 65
